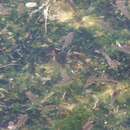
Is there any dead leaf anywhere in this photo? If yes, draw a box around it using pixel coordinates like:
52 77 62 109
0 4 11 16
17 2 25 15
69 51 91 64
7 114 28 130
111 90 121 105
16 114 28 129
59 103 76 112
85 74 119 88
67 0 77 12
82 121 94 130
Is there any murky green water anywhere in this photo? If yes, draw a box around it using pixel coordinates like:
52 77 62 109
0 0 130 130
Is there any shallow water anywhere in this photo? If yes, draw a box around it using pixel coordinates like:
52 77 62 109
0 1 130 130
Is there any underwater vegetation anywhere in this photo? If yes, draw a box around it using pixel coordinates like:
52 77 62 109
0 0 130 130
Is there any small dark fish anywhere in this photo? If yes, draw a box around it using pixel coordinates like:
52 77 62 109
54 49 67 65
59 32 75 49
98 49 120 69
25 91 37 103
85 74 119 88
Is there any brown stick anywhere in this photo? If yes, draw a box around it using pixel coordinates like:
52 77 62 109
0 63 18 69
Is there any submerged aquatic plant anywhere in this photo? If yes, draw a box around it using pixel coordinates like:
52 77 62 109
0 0 130 130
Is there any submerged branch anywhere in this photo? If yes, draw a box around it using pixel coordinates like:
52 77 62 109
0 62 18 69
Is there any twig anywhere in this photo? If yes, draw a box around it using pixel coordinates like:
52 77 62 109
29 3 45 17
29 0 50 34
40 92 54 104
82 120 94 130
0 63 18 69
44 4 50 33
92 95 99 109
